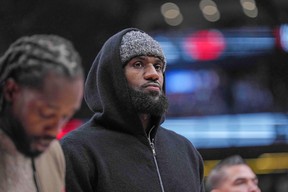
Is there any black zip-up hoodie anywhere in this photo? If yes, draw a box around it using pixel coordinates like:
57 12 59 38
61 28 205 192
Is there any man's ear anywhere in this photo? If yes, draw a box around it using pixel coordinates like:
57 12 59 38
3 78 20 102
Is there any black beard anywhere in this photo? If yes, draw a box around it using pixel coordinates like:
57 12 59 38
0 111 42 158
128 87 169 116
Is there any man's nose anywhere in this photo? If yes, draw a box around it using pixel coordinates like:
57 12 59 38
144 65 159 80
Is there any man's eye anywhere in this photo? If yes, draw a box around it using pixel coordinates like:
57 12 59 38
154 64 163 71
40 112 54 119
133 62 143 68
234 179 246 186
39 108 55 119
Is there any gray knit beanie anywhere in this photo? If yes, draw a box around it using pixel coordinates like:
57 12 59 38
120 30 166 71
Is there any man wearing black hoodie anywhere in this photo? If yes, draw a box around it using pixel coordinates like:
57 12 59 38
61 28 205 192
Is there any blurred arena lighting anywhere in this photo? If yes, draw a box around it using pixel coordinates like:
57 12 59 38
240 0 258 18
279 24 288 52
163 113 288 148
154 36 181 64
183 29 226 61
153 26 274 64
199 0 220 22
160 2 183 26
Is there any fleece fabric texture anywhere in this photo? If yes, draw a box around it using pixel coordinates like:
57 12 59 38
0 129 65 192
61 28 205 192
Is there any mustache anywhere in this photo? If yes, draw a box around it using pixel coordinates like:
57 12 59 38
33 135 56 141
141 81 161 89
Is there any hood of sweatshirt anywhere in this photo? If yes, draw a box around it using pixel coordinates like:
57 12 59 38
84 28 165 136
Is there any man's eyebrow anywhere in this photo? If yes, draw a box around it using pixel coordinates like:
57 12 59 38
44 102 59 109
130 56 164 65
156 58 164 63
233 176 258 183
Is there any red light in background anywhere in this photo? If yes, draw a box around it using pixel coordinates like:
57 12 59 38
57 119 83 140
184 30 226 61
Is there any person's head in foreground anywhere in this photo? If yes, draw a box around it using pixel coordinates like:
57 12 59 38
206 155 261 192
0 34 84 157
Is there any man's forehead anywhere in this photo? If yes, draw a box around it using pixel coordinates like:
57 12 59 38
225 165 256 179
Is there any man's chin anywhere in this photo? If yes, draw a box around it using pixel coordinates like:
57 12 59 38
129 86 168 116
21 148 43 158
148 90 162 98
28 141 52 157
27 150 43 158
23 141 52 157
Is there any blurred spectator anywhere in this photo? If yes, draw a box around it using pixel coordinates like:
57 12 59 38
0 34 84 192
206 155 261 192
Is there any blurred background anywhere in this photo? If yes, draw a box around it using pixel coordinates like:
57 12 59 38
1 0 288 191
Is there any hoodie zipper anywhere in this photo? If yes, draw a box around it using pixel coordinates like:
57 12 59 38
148 128 165 192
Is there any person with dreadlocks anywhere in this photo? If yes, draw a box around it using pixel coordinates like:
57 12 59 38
0 34 84 192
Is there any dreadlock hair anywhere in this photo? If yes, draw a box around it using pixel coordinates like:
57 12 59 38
205 155 247 191
0 34 84 112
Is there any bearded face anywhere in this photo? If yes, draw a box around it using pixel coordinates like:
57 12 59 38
128 86 168 116
1 111 44 158
123 55 168 116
